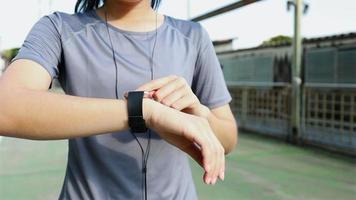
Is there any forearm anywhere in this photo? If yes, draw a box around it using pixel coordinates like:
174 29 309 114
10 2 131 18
0 87 133 140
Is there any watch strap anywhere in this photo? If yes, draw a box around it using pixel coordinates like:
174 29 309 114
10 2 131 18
127 91 148 133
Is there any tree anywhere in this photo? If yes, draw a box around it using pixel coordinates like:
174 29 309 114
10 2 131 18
1 48 20 62
261 35 292 46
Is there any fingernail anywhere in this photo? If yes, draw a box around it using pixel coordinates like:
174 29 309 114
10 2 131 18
206 178 211 184
222 171 225 180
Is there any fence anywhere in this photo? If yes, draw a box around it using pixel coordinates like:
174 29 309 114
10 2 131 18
228 82 356 155
228 82 291 137
301 83 356 154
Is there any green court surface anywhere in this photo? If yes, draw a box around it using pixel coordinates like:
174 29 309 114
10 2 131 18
1 133 355 200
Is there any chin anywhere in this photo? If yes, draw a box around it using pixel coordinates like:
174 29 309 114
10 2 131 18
113 0 143 3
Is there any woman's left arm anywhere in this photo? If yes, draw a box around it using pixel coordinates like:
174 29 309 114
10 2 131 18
136 75 238 154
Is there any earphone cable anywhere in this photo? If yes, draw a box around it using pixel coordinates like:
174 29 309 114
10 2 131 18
104 7 157 200
104 9 118 100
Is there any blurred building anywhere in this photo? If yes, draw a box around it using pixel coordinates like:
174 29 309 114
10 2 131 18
213 38 235 53
216 32 356 155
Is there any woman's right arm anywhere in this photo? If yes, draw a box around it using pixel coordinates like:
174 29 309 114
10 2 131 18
0 59 224 184
0 59 137 140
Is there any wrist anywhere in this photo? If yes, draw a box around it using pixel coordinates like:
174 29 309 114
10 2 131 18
124 91 152 132
142 98 157 128
194 104 211 119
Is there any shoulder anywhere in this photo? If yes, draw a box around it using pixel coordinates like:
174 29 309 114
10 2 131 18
165 16 211 50
39 10 99 39
165 16 203 34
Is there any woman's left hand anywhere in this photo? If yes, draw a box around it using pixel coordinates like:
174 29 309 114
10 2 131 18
136 76 226 184
136 75 210 118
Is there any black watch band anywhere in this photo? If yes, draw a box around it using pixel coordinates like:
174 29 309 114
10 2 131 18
127 91 148 133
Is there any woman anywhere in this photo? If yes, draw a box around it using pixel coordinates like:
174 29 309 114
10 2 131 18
0 0 237 199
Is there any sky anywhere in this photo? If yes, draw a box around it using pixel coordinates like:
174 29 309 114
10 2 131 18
0 0 355 51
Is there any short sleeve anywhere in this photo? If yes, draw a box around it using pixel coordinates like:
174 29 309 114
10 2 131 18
11 13 62 85
191 25 232 109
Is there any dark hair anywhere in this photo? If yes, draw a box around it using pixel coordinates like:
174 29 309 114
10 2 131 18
75 0 161 13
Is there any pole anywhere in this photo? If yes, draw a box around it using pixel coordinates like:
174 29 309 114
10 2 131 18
291 0 302 142
191 0 262 22
187 0 191 19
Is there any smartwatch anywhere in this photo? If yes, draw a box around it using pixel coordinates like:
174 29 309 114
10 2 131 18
124 91 152 99
124 91 149 133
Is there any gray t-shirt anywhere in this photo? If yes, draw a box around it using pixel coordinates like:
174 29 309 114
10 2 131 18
13 10 232 200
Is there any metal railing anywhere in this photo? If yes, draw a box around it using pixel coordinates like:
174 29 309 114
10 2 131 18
228 82 291 137
301 84 356 153
228 82 356 154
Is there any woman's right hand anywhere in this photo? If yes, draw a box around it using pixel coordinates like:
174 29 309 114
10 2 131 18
142 98 225 185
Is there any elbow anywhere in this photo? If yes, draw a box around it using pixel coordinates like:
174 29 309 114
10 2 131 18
224 121 238 155
0 90 17 137
0 87 54 141
0 115 16 137
0 89 43 140
0 86 31 139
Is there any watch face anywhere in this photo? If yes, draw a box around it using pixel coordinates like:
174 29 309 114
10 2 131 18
124 91 152 99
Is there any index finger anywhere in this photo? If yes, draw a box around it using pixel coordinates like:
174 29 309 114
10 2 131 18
136 75 178 91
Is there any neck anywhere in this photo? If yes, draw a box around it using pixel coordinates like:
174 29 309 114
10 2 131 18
96 0 164 32
103 0 155 21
